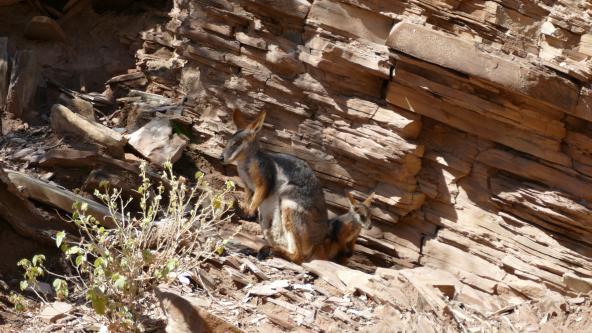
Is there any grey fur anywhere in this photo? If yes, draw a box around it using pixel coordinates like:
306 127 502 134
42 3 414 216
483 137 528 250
221 111 330 261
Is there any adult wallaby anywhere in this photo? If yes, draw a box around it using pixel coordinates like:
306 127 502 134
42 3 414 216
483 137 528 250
315 191 374 264
220 110 329 264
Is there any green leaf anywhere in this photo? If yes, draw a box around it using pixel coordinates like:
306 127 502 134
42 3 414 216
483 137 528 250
65 246 81 256
212 196 222 210
17 259 31 269
94 257 106 269
98 180 110 190
55 231 66 248
87 288 107 315
75 255 86 267
142 249 155 264
225 180 235 190
19 280 28 291
52 279 68 299
112 274 127 290
32 267 44 277
194 171 204 180
165 259 177 272
32 255 46 267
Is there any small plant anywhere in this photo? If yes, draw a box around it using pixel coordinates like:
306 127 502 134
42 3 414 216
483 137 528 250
18 161 236 332
8 292 27 312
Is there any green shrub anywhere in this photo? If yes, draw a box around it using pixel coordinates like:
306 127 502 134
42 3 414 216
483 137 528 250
18 161 236 332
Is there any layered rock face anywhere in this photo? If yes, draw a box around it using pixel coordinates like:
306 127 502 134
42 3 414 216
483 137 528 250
136 0 592 298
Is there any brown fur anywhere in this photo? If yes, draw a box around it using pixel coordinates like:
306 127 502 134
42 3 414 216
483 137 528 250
315 220 361 263
222 110 330 264
244 162 270 216
313 192 374 264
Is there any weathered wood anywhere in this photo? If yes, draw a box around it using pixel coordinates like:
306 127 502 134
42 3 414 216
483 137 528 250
50 104 127 157
0 37 7 109
0 167 55 245
4 169 116 228
4 50 40 120
241 257 269 280
224 266 251 286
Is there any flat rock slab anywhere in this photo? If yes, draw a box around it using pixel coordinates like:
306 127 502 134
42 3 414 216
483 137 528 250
387 22 578 111
25 16 66 42
155 286 244 333
38 302 73 323
127 117 188 166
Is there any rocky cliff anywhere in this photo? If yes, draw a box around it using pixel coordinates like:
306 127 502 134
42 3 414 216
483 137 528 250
134 0 592 301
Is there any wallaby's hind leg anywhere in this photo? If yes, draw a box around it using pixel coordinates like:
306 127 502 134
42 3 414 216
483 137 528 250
269 206 305 264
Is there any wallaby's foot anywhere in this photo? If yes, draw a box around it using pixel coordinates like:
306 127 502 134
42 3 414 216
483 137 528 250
238 206 258 221
257 245 274 261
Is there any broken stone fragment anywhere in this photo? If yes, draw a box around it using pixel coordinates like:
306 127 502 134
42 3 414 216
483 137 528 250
563 272 592 293
24 16 66 42
38 301 73 323
127 117 188 166
58 94 95 120
155 285 244 333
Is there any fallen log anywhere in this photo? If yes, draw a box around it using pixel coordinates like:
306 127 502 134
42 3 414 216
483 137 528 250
50 104 126 157
39 148 139 173
0 167 56 245
4 169 115 227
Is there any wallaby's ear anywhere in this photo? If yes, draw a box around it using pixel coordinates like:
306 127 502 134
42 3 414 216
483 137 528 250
246 111 266 134
346 191 357 206
363 192 375 206
232 109 250 130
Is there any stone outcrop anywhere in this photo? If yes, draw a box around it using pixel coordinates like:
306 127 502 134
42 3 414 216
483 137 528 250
133 0 592 298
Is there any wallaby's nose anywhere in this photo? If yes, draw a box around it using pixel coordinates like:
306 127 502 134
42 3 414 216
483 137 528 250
219 154 225 163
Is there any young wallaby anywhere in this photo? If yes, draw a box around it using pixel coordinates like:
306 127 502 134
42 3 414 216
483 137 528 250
316 191 374 264
220 110 330 264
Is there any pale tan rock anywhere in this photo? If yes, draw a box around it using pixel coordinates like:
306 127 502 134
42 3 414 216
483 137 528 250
574 86 592 122
386 22 579 111
243 0 310 20
507 279 549 300
155 286 243 333
127 117 188 166
38 302 73 323
307 0 394 44
132 0 592 299
563 272 592 293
